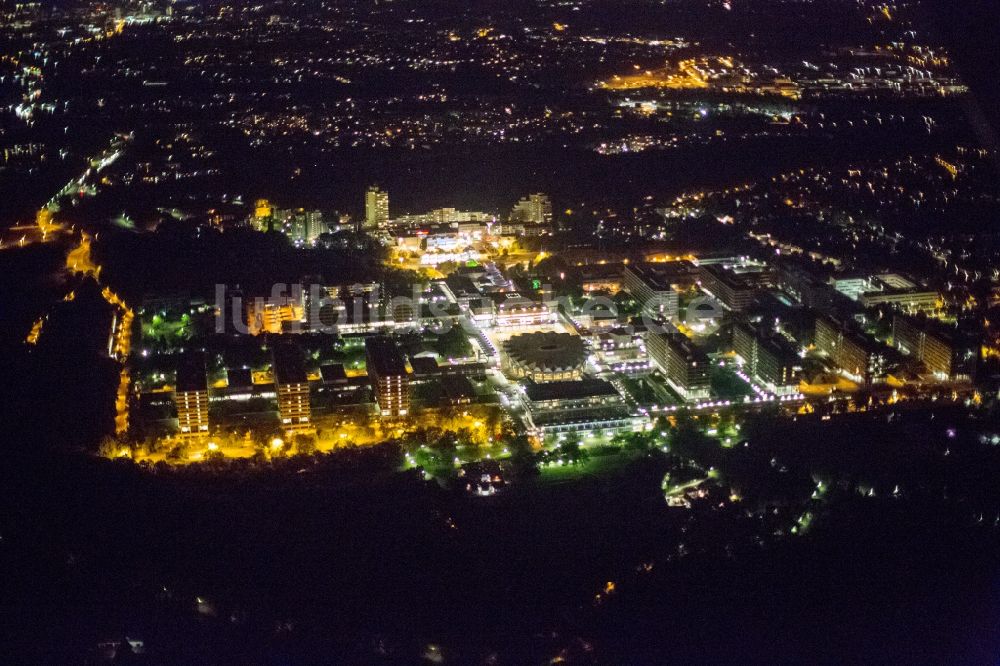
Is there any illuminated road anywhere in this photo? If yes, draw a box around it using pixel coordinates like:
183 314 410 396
0 134 130 250
600 58 710 91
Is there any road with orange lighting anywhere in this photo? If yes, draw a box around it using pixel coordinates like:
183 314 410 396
599 58 710 91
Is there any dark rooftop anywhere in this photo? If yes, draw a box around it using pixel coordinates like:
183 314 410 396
320 363 348 384
365 336 409 377
627 261 696 291
409 356 439 376
175 351 208 393
442 375 477 402
524 378 620 402
272 343 308 385
225 367 253 389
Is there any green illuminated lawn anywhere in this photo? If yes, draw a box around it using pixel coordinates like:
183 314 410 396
537 448 644 484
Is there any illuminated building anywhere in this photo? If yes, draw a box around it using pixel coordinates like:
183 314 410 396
274 208 326 244
571 301 619 333
503 332 587 382
622 263 681 320
732 321 802 393
523 378 640 435
365 186 389 229
305 284 393 334
645 328 711 401
246 295 304 335
510 193 552 225
273 343 313 434
833 273 939 312
753 77 801 99
252 198 273 231
174 352 209 440
697 264 759 312
861 290 940 311
892 314 977 382
492 293 554 327
830 275 868 300
393 222 487 256
776 265 835 311
814 316 889 384
303 209 327 243
859 274 940 311
592 329 648 374
580 263 624 295
304 281 452 335
365 336 411 418
392 208 494 226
